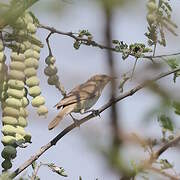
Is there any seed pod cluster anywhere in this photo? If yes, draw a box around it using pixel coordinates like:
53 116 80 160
1 11 47 171
44 55 66 96
1 51 30 171
23 12 48 116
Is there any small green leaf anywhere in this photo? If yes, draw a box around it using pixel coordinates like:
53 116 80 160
73 41 80 49
173 101 180 115
32 161 37 170
159 159 173 169
112 40 119 44
158 114 174 131
166 58 179 69
47 163 68 177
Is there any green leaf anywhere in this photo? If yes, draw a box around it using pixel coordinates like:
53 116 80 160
173 101 180 115
47 163 68 177
166 58 180 82
158 114 174 131
112 40 119 44
32 161 37 170
29 11 40 25
166 58 180 69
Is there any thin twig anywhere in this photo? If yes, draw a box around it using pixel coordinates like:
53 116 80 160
153 43 157 57
31 162 42 180
131 58 138 80
46 32 54 56
10 67 180 179
144 52 180 59
154 134 180 159
138 134 180 180
149 166 179 180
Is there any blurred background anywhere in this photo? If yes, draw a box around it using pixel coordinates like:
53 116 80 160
0 0 180 179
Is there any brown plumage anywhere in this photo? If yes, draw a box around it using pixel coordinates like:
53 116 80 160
48 74 114 130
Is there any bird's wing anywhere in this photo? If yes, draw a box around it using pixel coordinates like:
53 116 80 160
54 82 99 109
48 104 76 130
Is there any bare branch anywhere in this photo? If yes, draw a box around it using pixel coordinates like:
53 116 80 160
10 67 180 179
31 162 42 180
46 32 54 56
144 52 180 59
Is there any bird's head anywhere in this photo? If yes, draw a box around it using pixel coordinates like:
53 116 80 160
89 74 116 87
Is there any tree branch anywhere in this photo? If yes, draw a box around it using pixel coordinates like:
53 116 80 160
137 134 180 180
10 67 180 179
38 24 180 60
38 24 115 51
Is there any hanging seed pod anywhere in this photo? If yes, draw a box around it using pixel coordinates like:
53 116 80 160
2 116 18 126
31 95 45 107
29 86 41 97
1 14 29 171
26 76 40 87
1 159 12 170
44 65 58 76
3 107 19 118
18 116 28 127
44 55 65 96
45 56 56 65
37 105 48 116
1 136 16 146
1 146 17 160
8 80 24 90
22 12 48 116
2 125 16 136
24 67 37 77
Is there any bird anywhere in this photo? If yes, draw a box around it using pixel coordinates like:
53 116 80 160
48 74 115 130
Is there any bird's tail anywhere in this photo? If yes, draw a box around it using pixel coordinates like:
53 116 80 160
48 105 75 130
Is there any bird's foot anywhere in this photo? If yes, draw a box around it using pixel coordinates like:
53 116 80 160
81 109 100 117
70 114 80 128
92 109 100 117
73 118 81 128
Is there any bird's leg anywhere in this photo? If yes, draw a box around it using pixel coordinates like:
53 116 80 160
70 113 80 128
80 109 100 117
